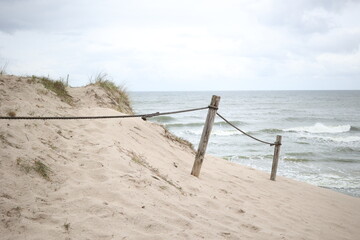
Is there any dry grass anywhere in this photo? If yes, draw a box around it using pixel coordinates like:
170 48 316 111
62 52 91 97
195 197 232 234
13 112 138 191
128 151 184 194
33 160 51 180
162 127 195 152
16 158 51 180
31 76 73 105
0 62 8 75
63 221 70 232
89 73 133 114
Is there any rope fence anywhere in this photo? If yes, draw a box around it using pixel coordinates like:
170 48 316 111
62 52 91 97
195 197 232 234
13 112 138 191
216 112 278 146
215 111 282 181
0 106 209 121
0 95 282 180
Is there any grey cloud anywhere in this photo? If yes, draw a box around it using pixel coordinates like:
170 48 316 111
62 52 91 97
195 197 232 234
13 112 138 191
307 29 360 54
0 0 359 90
256 0 352 34
0 0 109 33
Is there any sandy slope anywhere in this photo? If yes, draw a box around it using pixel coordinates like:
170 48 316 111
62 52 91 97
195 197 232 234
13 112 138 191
1 75 359 240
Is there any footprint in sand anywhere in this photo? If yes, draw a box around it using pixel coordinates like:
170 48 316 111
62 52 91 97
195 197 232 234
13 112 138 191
241 224 260 232
88 204 113 218
79 160 104 169
89 171 109 182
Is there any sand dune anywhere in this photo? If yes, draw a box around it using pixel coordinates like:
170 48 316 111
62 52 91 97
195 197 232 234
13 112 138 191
1 75 359 239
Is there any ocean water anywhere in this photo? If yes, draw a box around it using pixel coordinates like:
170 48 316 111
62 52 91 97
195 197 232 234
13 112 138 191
130 91 360 197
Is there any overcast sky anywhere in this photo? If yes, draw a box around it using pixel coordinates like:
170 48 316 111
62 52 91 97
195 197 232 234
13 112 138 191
0 0 359 91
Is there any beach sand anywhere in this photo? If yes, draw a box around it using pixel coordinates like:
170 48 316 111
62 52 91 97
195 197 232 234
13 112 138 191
1 75 360 239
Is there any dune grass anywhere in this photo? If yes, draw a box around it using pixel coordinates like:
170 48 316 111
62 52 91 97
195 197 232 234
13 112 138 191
129 151 184 194
27 73 130 111
89 73 133 114
31 76 73 105
63 221 70 232
16 158 51 180
0 62 8 75
33 160 51 180
162 127 195 152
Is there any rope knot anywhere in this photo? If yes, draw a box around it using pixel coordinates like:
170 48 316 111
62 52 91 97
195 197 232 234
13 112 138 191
141 112 160 121
208 105 218 110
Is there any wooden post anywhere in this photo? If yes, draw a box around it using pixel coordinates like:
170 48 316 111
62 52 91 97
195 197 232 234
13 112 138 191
270 135 282 181
191 95 220 177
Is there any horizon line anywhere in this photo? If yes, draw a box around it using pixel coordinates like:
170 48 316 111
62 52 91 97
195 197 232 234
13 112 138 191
129 89 360 92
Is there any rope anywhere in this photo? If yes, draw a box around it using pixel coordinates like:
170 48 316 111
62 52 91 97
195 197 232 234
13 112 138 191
0 105 280 146
141 106 209 120
0 106 209 121
216 112 277 146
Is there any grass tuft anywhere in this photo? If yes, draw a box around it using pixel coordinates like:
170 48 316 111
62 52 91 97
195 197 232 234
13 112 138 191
162 127 195 152
33 160 51 180
0 62 8 75
32 76 73 105
63 221 70 232
128 151 184 194
16 158 51 180
89 73 133 114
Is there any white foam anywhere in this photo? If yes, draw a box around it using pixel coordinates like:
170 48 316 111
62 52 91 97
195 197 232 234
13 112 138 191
318 136 360 143
284 123 351 134
184 129 240 136
212 130 239 136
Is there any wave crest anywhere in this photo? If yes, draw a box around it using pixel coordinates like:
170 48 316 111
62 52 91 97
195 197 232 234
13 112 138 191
284 123 351 133
319 136 360 143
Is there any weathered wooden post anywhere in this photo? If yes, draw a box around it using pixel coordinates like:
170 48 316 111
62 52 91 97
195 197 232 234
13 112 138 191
270 135 282 181
191 95 220 177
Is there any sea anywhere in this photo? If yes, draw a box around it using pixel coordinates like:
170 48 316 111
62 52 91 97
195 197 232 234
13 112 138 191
130 91 360 198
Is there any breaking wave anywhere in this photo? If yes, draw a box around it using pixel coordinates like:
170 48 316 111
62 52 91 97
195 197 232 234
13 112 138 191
284 123 351 134
166 120 247 128
317 136 360 143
